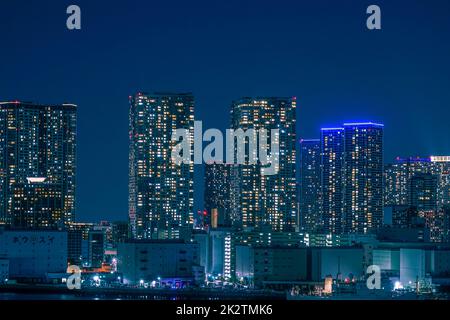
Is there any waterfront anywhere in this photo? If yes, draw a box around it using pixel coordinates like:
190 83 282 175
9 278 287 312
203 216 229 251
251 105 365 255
2 284 449 301
0 285 286 301
0 293 88 300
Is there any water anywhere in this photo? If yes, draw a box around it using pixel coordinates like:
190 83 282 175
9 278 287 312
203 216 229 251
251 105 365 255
0 292 89 300
0 292 217 300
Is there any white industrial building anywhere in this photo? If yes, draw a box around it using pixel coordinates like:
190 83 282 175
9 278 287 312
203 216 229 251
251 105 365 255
0 229 68 282
372 243 450 288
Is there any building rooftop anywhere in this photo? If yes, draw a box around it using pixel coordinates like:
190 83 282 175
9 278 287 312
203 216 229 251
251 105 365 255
0 101 77 108
343 122 384 127
123 239 190 244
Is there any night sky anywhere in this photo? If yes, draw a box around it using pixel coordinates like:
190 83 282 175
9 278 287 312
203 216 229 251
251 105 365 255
1 0 450 222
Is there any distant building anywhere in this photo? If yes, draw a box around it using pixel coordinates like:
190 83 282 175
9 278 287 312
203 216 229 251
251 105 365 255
409 173 438 212
400 248 426 285
442 206 450 243
231 228 307 281
320 122 384 235
303 233 377 248
299 139 322 233
68 222 93 240
430 156 450 207
372 248 400 275
0 259 8 283
208 228 233 279
235 246 308 288
128 92 194 240
67 228 83 265
383 156 450 243
0 229 67 282
0 101 77 228
234 228 305 248
192 230 210 274
423 206 450 243
379 205 430 242
391 205 420 228
88 228 105 268
342 123 384 234
204 163 234 228
235 245 254 281
112 221 129 246
384 156 450 208
321 128 345 234
67 222 94 266
117 239 203 286
230 97 298 232
384 157 432 207
197 228 307 282
371 242 450 288
98 221 113 248
253 247 307 287
10 182 63 229
310 247 365 282
432 249 450 277
377 226 429 243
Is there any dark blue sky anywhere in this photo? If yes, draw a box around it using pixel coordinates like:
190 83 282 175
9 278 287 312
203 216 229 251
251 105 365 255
1 0 450 222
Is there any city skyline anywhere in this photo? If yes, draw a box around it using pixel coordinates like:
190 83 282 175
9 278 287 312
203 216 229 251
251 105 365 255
2 95 450 225
2 101 448 299
2 1 450 303
2 0 450 222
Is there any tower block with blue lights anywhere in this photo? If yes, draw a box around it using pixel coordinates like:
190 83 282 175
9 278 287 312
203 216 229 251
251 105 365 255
342 122 384 234
317 122 384 235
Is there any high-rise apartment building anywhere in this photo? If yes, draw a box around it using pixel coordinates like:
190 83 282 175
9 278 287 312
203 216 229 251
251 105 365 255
0 101 77 228
230 97 297 232
384 156 450 208
319 123 384 235
384 157 433 207
321 128 345 234
128 93 194 240
409 173 438 212
204 162 235 228
384 156 450 242
343 123 384 234
430 156 450 207
299 139 321 233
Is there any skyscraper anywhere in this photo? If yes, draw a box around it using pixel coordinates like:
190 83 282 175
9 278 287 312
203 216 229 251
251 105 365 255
430 156 450 207
111 221 129 246
384 156 450 207
384 156 450 242
230 97 297 231
409 173 438 212
128 92 194 240
343 123 383 234
391 205 420 229
321 128 345 234
384 157 432 207
204 162 234 228
299 139 322 233
0 101 77 228
422 207 448 243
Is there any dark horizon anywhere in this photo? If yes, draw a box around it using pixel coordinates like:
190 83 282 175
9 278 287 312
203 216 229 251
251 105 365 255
1 0 450 222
